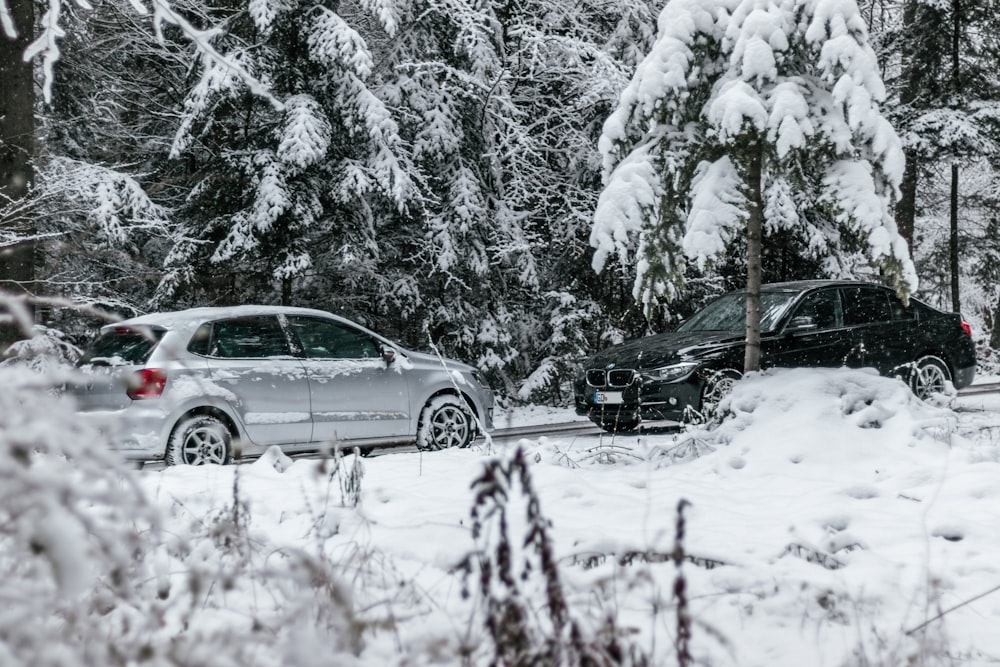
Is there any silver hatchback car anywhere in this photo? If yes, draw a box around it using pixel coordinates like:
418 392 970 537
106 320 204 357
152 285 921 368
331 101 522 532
69 305 494 465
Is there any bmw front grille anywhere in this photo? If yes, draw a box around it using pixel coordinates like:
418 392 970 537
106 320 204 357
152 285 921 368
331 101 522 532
586 369 636 388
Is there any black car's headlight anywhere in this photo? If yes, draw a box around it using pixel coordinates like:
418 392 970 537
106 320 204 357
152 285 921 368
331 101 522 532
641 362 699 383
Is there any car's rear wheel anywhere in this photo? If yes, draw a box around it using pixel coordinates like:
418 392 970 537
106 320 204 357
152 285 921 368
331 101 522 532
416 395 475 450
167 415 232 466
910 355 952 399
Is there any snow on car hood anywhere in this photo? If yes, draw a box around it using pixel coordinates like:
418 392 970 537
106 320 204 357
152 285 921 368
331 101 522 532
586 330 744 369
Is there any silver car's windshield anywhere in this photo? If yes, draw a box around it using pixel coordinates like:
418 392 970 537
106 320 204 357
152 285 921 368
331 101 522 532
677 291 797 333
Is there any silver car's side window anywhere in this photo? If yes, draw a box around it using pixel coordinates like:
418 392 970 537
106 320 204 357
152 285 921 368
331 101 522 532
287 317 380 359
205 316 292 358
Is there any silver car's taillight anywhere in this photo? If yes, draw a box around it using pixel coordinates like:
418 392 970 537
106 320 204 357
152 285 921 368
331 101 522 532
126 368 167 399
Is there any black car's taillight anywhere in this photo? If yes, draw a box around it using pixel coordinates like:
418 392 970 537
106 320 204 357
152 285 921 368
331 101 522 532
960 320 972 337
127 368 167 399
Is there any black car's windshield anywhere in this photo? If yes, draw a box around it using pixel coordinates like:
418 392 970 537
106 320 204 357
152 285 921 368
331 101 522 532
677 291 798 333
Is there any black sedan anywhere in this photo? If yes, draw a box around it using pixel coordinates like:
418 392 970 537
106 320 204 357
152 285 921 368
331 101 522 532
574 280 977 432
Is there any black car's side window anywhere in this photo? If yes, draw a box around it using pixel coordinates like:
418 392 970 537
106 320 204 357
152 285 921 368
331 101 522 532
792 290 842 330
889 294 916 321
287 317 380 359
841 287 892 325
205 317 292 358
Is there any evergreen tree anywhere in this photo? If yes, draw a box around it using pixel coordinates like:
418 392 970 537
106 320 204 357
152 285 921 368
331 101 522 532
371 0 659 393
27 0 189 329
887 0 1000 312
0 0 35 347
149 0 657 396
593 0 916 371
156 0 414 308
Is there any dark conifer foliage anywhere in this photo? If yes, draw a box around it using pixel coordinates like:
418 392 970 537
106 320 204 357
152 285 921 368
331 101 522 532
884 0 1000 314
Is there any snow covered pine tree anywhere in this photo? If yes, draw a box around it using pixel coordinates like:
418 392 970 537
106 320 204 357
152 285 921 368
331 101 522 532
591 0 917 371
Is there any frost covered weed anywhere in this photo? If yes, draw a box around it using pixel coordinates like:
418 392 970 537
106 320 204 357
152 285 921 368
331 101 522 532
583 436 645 465
316 444 365 508
143 454 377 666
461 445 649 666
0 367 161 666
641 430 719 468
953 411 1000 462
671 500 693 667
843 618 953 667
522 430 721 470
0 359 380 667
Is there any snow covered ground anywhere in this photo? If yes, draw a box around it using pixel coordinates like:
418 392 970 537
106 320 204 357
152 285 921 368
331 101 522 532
132 368 1000 666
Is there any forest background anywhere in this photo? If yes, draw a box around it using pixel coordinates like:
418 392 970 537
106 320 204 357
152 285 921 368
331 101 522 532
1 0 999 401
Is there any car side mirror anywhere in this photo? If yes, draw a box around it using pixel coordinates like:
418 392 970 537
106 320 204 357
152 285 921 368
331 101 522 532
381 345 397 367
787 316 817 332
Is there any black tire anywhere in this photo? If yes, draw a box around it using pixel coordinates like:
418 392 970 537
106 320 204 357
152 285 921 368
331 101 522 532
416 395 475 450
166 415 232 466
695 369 742 422
910 355 952 400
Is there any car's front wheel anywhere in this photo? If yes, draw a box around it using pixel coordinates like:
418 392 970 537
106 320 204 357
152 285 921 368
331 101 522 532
691 368 742 423
167 414 232 465
416 395 475 450
910 355 952 400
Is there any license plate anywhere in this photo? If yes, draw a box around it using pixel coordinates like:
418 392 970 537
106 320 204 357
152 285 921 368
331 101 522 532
593 391 623 404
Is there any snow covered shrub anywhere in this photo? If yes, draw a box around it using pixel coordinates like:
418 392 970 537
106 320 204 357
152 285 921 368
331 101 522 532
0 348 374 666
125 455 388 667
335 447 365 508
713 367 957 443
147 496 368 667
517 292 606 406
0 324 81 371
462 445 649 666
637 428 720 471
637 367 960 469
0 365 161 666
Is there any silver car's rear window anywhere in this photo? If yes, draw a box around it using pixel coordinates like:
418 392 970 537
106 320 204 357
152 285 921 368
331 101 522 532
79 327 165 365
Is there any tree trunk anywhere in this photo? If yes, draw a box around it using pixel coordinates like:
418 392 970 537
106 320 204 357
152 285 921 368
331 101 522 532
896 156 917 251
948 0 961 314
894 0 919 252
991 293 1000 350
0 0 36 347
950 163 960 312
744 143 763 373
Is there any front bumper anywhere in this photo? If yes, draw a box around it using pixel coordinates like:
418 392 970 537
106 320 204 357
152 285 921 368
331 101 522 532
573 373 704 424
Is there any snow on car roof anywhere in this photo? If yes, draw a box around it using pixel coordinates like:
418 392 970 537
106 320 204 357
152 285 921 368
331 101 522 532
104 305 353 331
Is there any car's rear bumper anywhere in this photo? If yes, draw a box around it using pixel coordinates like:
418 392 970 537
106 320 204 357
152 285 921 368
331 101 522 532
953 363 976 390
75 407 169 461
